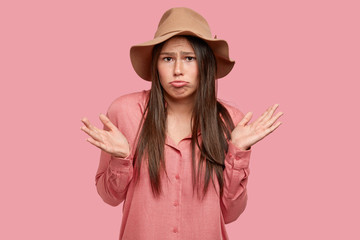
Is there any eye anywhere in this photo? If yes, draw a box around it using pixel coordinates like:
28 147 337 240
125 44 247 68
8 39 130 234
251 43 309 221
163 57 173 62
185 56 196 61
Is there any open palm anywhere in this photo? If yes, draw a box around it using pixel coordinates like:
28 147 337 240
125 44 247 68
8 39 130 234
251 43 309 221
81 114 130 158
231 104 284 150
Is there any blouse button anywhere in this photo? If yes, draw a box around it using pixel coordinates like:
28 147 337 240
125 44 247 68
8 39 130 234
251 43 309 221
173 227 178 233
175 174 180 180
228 153 233 158
173 201 179 207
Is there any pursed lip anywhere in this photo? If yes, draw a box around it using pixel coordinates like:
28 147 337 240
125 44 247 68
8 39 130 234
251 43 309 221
170 81 188 87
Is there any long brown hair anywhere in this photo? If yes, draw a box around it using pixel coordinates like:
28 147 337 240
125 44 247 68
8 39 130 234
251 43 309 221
133 35 235 199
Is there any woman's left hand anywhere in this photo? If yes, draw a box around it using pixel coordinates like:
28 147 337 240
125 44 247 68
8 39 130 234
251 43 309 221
231 104 284 151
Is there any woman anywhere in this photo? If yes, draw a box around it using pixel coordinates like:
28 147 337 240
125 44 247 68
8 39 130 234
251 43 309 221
81 7 283 240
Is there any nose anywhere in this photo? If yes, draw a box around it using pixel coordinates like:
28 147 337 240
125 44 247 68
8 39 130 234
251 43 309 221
174 58 183 76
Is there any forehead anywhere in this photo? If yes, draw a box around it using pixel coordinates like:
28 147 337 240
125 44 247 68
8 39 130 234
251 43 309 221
161 36 194 52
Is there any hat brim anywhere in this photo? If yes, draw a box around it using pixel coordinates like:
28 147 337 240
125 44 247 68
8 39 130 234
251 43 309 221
130 31 235 81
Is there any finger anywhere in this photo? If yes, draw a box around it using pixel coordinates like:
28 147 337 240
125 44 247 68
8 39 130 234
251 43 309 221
81 125 103 142
264 121 282 136
262 104 279 122
80 125 91 135
252 105 272 126
99 114 117 132
237 112 253 126
265 111 284 128
81 117 96 131
258 104 279 125
82 117 108 135
86 137 108 152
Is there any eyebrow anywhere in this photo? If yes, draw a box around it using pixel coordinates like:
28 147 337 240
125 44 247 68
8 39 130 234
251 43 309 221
159 51 195 55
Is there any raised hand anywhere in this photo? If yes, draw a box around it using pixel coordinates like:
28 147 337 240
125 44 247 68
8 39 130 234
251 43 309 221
81 114 130 158
231 104 284 151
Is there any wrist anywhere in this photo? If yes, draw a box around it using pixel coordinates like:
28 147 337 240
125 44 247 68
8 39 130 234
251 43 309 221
113 147 131 159
230 140 251 151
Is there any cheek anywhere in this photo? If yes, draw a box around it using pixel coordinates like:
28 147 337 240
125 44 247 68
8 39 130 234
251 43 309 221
191 62 199 76
157 66 167 87
157 64 169 79
192 67 199 82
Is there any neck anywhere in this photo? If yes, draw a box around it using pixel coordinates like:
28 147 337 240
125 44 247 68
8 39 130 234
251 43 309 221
164 95 195 118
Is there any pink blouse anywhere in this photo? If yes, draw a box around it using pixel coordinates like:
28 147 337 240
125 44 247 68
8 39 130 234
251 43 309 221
95 90 251 240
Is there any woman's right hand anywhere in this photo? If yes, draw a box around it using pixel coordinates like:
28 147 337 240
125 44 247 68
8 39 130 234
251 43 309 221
81 114 130 158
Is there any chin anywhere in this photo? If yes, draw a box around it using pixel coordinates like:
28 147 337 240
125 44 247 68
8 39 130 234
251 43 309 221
167 89 197 101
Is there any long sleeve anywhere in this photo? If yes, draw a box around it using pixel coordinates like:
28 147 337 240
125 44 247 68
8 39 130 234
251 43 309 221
219 102 252 224
94 108 134 206
94 91 147 206
220 141 251 224
95 150 134 206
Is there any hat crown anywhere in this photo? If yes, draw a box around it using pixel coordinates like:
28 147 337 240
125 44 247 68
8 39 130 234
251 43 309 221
154 7 212 39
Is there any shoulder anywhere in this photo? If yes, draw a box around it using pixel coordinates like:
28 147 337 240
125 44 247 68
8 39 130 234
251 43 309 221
105 90 149 135
107 90 149 116
218 99 246 126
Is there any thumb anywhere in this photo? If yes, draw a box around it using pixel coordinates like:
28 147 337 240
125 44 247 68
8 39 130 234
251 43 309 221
237 112 253 127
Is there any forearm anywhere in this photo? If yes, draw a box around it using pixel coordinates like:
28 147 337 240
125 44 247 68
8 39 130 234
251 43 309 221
221 141 251 224
95 154 134 206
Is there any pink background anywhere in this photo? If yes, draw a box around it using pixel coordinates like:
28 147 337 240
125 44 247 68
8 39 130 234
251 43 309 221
1 0 359 239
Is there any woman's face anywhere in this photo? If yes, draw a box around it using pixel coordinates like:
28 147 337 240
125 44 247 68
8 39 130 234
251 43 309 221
157 36 199 103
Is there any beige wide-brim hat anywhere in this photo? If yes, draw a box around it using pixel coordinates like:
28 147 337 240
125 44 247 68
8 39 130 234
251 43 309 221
130 7 235 81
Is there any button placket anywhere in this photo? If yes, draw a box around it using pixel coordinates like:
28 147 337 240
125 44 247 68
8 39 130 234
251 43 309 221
171 150 182 235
